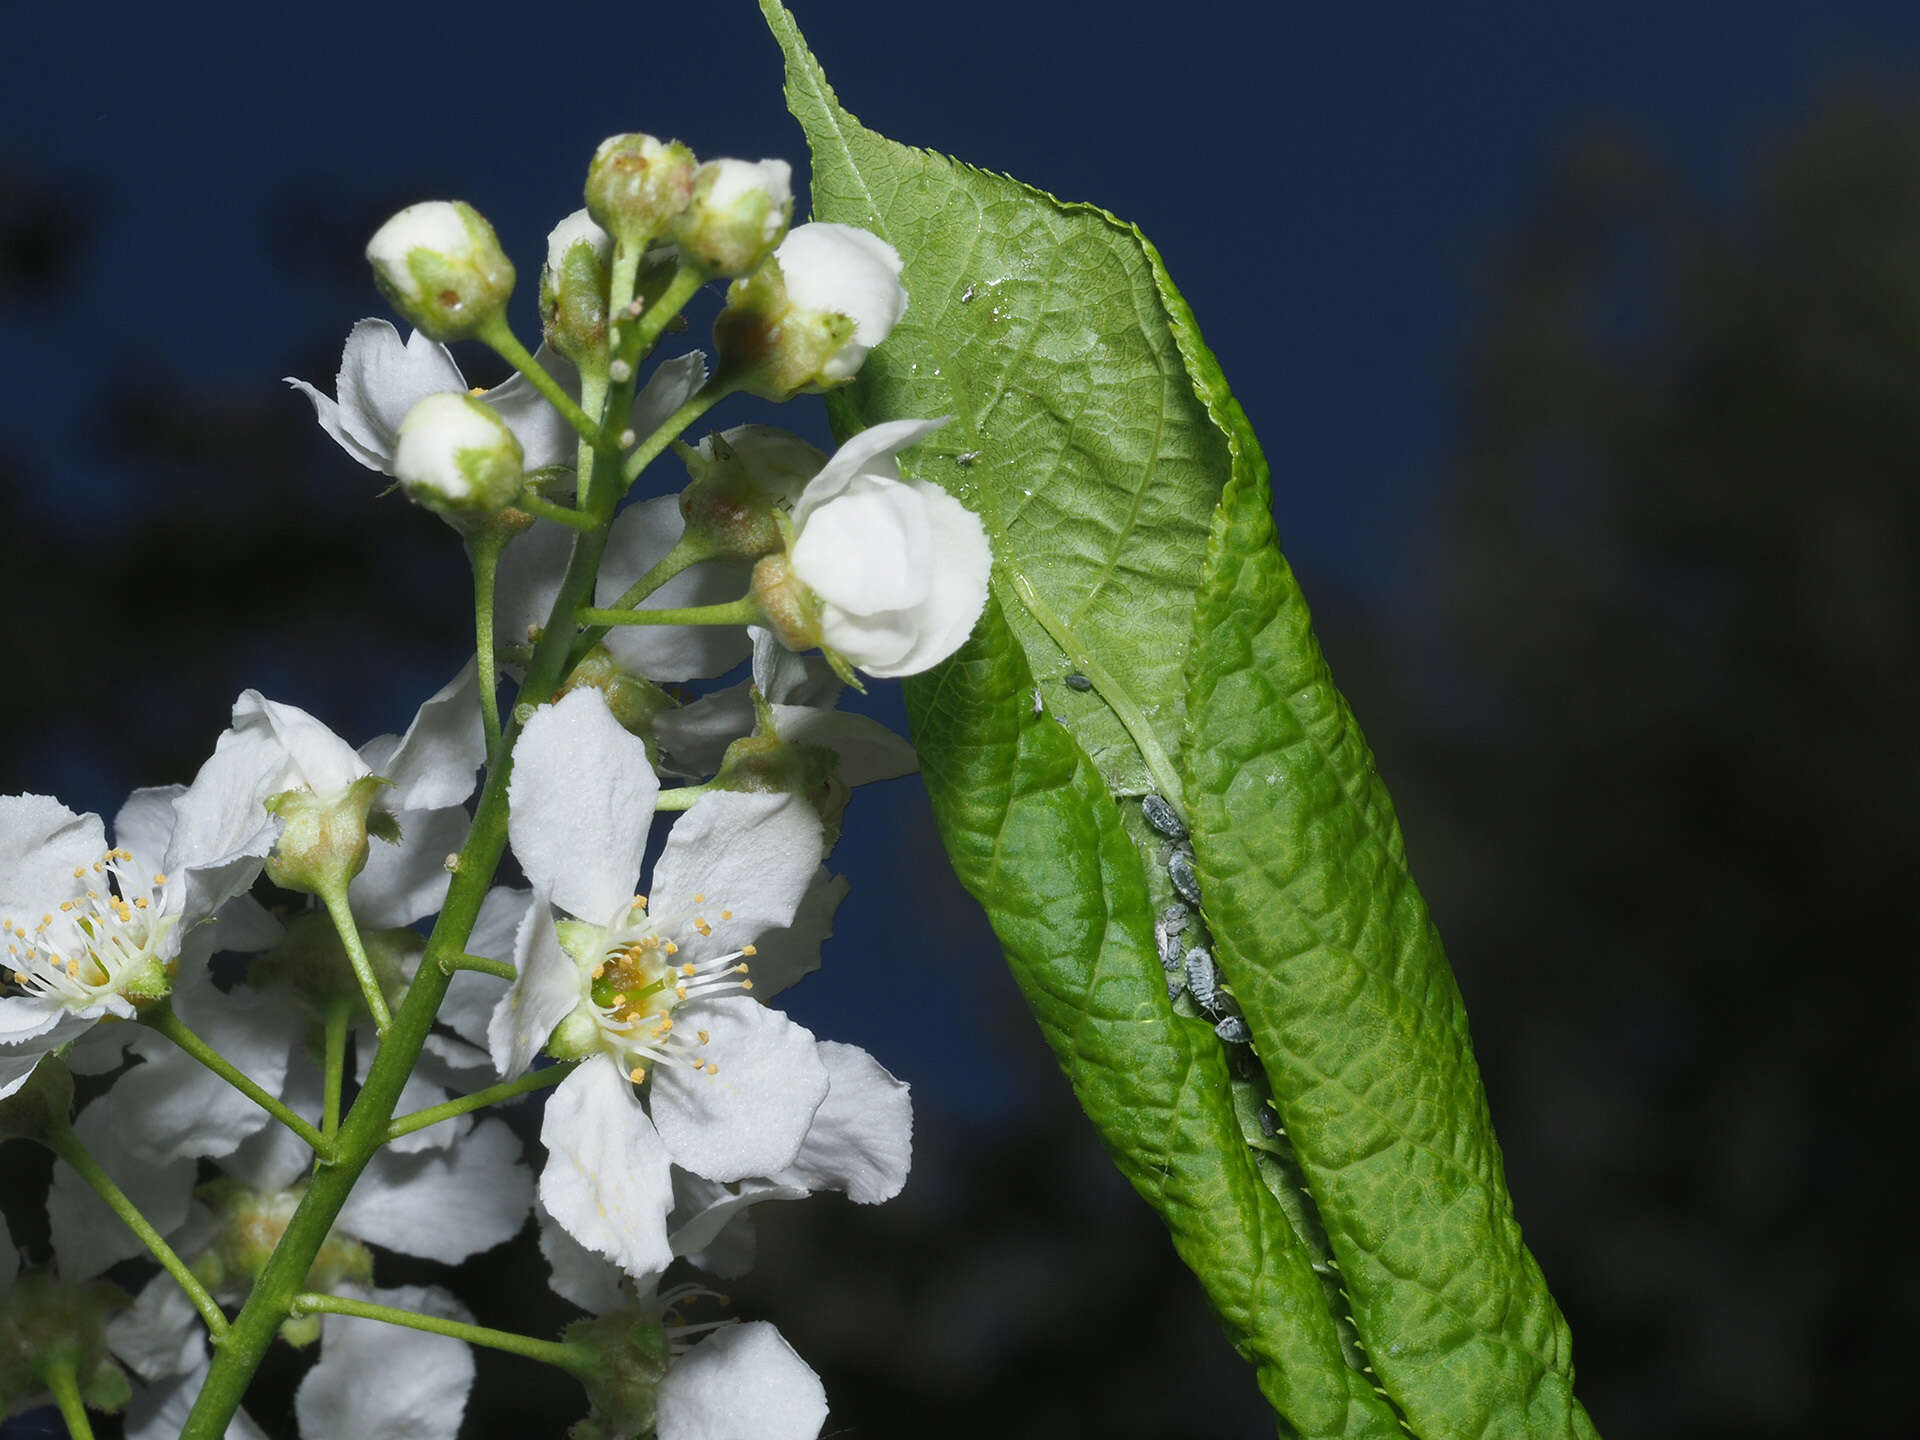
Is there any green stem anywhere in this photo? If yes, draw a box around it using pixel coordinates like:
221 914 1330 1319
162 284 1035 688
41 1358 94 1440
654 784 714 813
318 883 392 1034
386 1064 573 1142
182 434 625 1440
321 999 351 1143
514 493 597 531
289 1292 580 1370
477 317 602 449
442 951 516 981
140 1003 329 1155
621 377 735 489
615 262 707 380
468 529 508 754
570 531 718 665
45 1123 227 1339
578 596 761 629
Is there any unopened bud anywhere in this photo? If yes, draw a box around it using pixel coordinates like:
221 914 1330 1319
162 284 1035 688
715 223 906 397
748 552 820 654
393 392 525 524
560 1309 671 1440
541 208 613 366
679 426 823 558
263 775 389 898
585 134 696 248
0 1270 131 1420
557 646 675 746
366 200 515 341
672 158 792 277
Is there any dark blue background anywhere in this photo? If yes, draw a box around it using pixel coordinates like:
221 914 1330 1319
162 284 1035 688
6 3 1920 1436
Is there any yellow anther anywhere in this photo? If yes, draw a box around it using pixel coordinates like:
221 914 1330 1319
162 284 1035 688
681 963 696 977
92 861 104 873
720 909 733 920
675 984 688 999
152 872 167 885
693 893 706 903
740 980 754 991
13 971 26 985
65 959 79 978
59 900 74 912
741 944 757 957
590 964 606 980
697 1029 710 1045
663 941 678 955
703 1063 718 1076
611 993 627 1007
72 865 85 879
629 1066 648 1083
133 897 148 910
633 895 648 909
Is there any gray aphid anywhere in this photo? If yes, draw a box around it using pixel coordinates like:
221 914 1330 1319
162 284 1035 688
1141 793 1186 840
1154 905 1189 971
1063 672 1093 692
1183 947 1219 1012
1213 1015 1252 1044
1167 850 1203 907
1166 976 1183 1003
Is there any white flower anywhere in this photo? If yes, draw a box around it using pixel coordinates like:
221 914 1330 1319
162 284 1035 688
293 1284 476 1440
0 779 272 1101
784 417 991 678
391 391 524 516
774 223 907 382
288 318 688 479
544 206 612 283
656 1321 828 1440
490 688 864 1278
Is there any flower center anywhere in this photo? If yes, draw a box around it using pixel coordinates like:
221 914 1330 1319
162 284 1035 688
2 849 177 1010
585 894 757 1085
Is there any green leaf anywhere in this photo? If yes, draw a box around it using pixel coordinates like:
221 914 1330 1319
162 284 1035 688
905 595 1403 1440
1183 411 1601 1440
761 0 1224 815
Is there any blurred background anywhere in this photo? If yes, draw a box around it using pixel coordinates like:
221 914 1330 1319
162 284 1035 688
3 2 1918 1435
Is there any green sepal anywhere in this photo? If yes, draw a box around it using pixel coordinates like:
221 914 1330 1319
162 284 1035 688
0 1269 130 1417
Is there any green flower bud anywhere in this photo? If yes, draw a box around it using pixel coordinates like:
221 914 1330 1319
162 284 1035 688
393 392 525 526
195 1178 372 1347
541 209 614 367
584 134 696 249
671 158 792 278
678 425 824 559
747 552 821 654
557 646 675 748
714 223 907 398
0 1270 130 1420
560 1309 671 1440
712 690 848 844
366 200 515 342
263 775 389 899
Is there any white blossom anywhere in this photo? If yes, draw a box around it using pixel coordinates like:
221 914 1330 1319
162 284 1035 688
785 418 991 677
774 223 908 382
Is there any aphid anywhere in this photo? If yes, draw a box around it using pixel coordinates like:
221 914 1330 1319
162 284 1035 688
1166 976 1183 1003
1063 672 1093 692
955 449 983 466
1154 904 1189 971
960 283 978 303
1031 686 1045 717
1167 849 1202 907
1183 947 1219 1012
1258 1102 1281 1139
1141 793 1186 840
1213 1015 1252 1044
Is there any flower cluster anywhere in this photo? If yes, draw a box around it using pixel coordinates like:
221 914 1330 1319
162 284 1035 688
4 124 989 1438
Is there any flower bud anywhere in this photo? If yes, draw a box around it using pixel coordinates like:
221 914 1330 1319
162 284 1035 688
392 392 526 525
585 134 696 248
262 775 390 899
748 552 822 655
540 209 614 366
561 1310 670 1440
194 1178 373 1344
678 425 826 558
672 158 792 277
715 223 907 397
0 1270 131 1420
366 200 515 341
712 695 848 843
556 645 675 747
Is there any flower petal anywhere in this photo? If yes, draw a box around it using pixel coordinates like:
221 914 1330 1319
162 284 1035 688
112 785 184 880
860 481 991 678
126 1361 271 1440
539 1059 674 1279
652 682 756 780
492 517 578 665
482 344 580 473
381 661 486 811
341 1118 532 1262
768 705 918 786
648 792 822 955
775 1042 912 1205
738 869 846 1002
110 1270 207 1381
444 886 526 1051
789 416 948 529
790 474 933 614
350 803 468 931
487 891 582 1079
536 1199 635 1315
232 692 369 798
655 1322 827 1440
751 626 840 708
0 793 105 933
507 689 657 918
222 1047 325 1194
332 319 466 463
631 353 709 439
649 1000 828 1183
295 1285 474 1440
